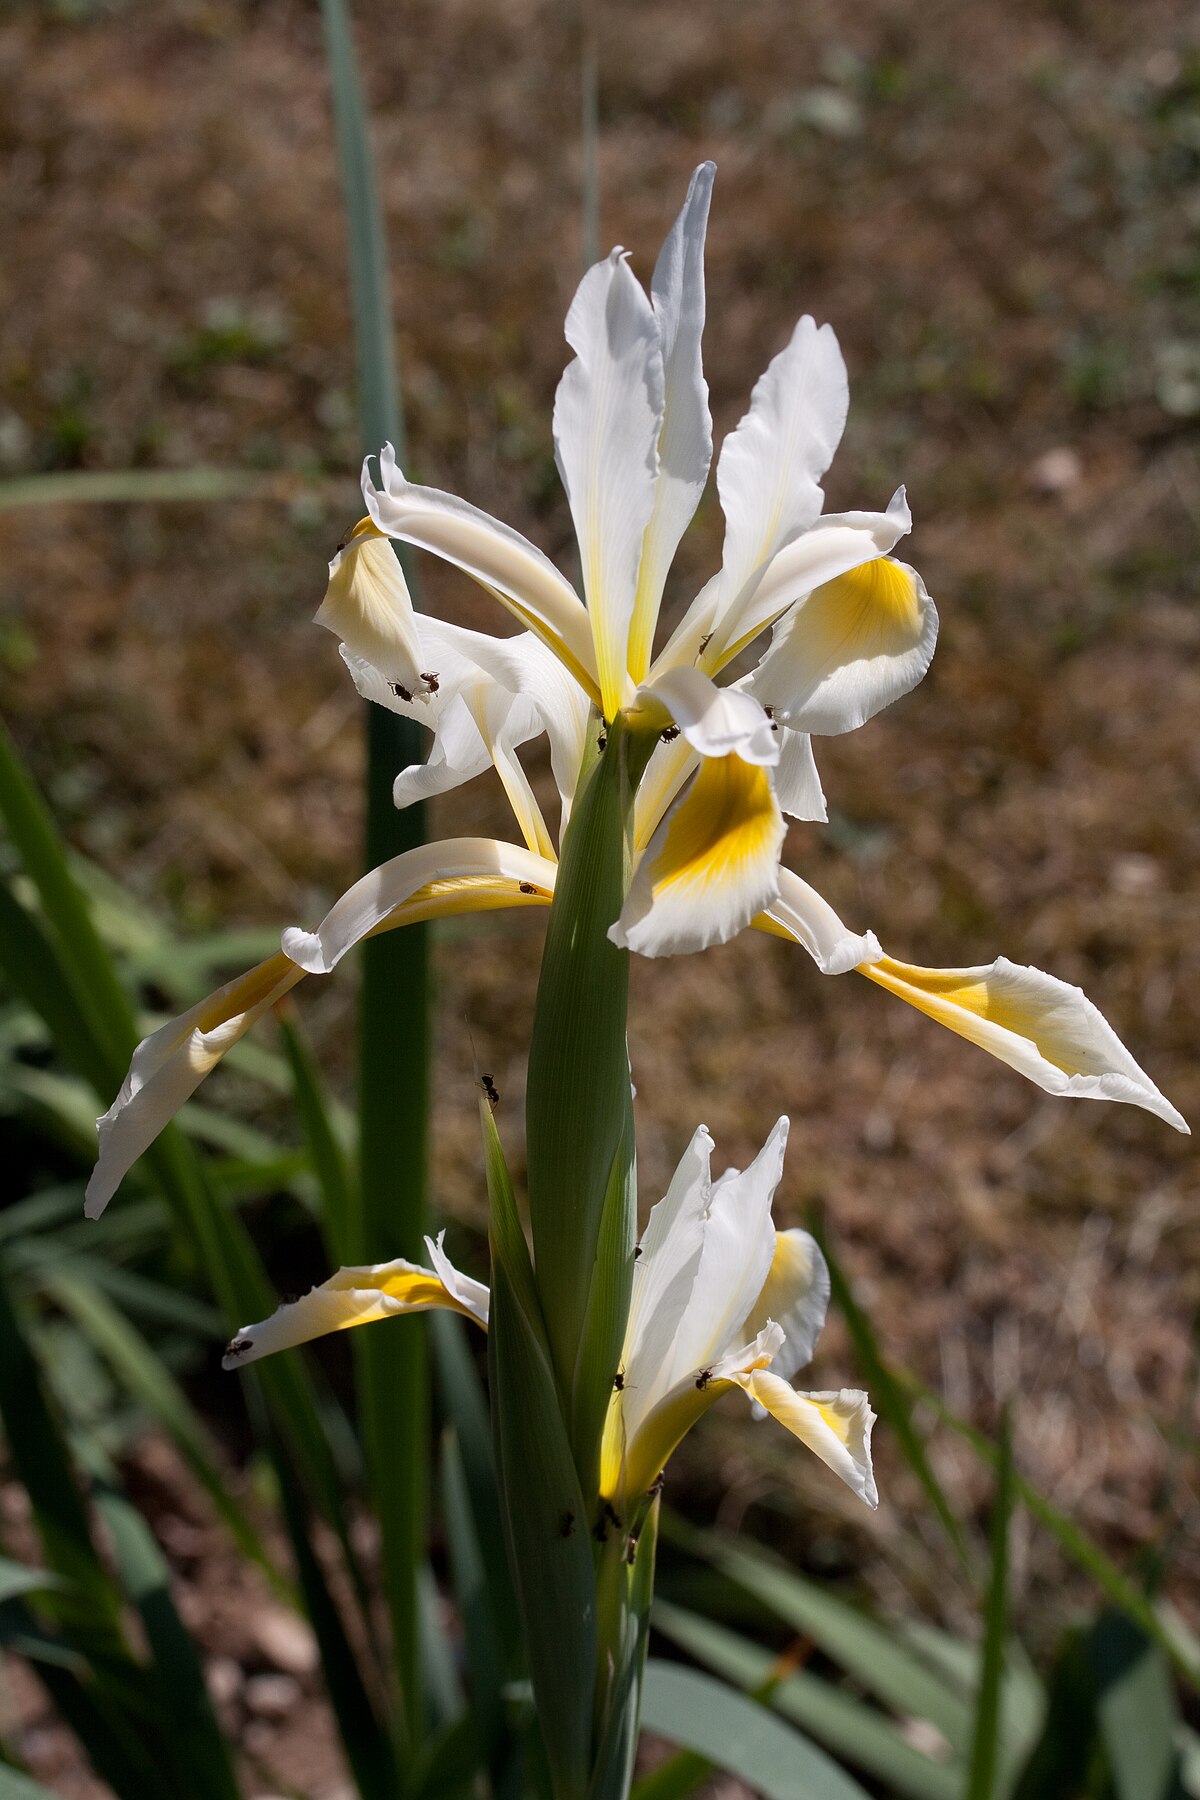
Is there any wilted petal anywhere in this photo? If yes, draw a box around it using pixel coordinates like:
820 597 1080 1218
316 519 427 695
739 1373 878 1508
554 250 665 718
750 555 938 736
754 868 883 975
628 163 716 681
712 488 913 668
739 1227 830 1383
282 838 556 975
364 444 599 701
222 1232 489 1370
612 754 784 956
85 953 304 1220
862 954 1189 1131
639 665 780 766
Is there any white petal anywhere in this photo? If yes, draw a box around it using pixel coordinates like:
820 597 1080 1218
714 488 913 666
85 954 304 1220
281 837 556 975
640 665 780 766
315 520 428 694
620 1124 715 1437
861 954 1190 1132
553 250 665 717
222 1245 489 1370
772 727 827 822
755 867 883 975
740 1228 830 1383
709 317 848 631
750 556 938 736
628 163 716 681
364 444 598 700
612 753 784 957
741 1375 878 1508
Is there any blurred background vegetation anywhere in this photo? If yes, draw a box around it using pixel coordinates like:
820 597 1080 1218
0 0 1196 1793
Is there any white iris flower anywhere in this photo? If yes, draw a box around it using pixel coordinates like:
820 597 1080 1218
219 1118 877 1515
84 164 1185 1218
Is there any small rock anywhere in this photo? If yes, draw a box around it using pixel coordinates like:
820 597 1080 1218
205 1656 243 1706
243 1673 301 1719
1027 447 1081 496
252 1605 318 1675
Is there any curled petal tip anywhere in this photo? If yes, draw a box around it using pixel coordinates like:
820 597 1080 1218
281 926 327 975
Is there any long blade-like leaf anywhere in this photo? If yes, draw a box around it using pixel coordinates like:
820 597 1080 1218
966 1406 1014 1800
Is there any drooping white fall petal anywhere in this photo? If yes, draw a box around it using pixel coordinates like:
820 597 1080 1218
736 1373 878 1508
612 751 785 957
221 1231 489 1370
315 519 428 698
754 867 883 976
553 250 665 719
747 555 938 736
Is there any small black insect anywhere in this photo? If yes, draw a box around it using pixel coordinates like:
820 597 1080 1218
420 671 440 694
762 704 779 734
335 524 356 553
597 731 608 752
559 1510 576 1538
661 724 680 742
633 1245 643 1261
624 1534 639 1565
647 1470 666 1497
518 880 536 894
480 1073 500 1107
224 1336 253 1360
613 1370 625 1392
592 1515 608 1544
389 681 414 703
698 633 713 655
695 1367 713 1390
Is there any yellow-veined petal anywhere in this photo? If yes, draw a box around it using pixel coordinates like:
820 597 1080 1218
737 1371 877 1508
85 952 304 1220
860 954 1189 1131
739 1227 830 1383
612 753 784 957
222 1231 489 1370
748 555 937 736
752 867 882 975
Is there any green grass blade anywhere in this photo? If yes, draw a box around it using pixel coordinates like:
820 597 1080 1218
1091 1610 1186 1800
640 1661 873 1800
913 1381 1200 1690
966 1406 1014 1800
0 467 316 509
676 1527 973 1753
91 1474 241 1800
43 1269 285 1595
278 1012 356 1265
319 0 431 1738
651 1601 963 1800
812 1218 971 1570
0 879 112 1092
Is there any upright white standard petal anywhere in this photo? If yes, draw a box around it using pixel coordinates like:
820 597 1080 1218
860 954 1190 1131
639 665 780 766
708 488 914 671
628 162 716 681
85 953 305 1220
221 1233 489 1370
315 519 428 696
673 316 847 659
553 249 665 719
749 556 938 736
754 868 883 976
364 444 599 701
771 727 828 823
281 838 556 975
613 752 785 957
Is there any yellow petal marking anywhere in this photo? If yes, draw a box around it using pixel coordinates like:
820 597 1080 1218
860 957 1083 1076
708 554 920 679
195 951 302 1033
637 754 781 916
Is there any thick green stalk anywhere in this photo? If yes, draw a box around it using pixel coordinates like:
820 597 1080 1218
319 0 430 1741
524 721 652 1481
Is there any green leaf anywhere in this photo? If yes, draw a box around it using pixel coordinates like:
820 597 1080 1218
570 1113 635 1510
442 1428 503 1755
0 1559 67 1605
651 1601 962 1800
0 879 112 1093
278 1013 356 1266
966 1405 1015 1800
812 1219 971 1570
678 1528 973 1753
0 467 308 509
640 1661 873 1800
1093 1611 1186 1800
0 1766 64 1800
